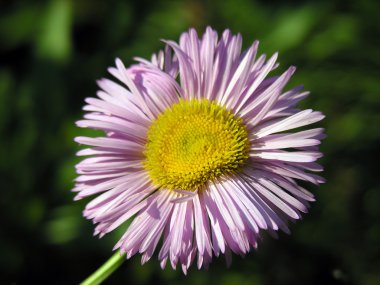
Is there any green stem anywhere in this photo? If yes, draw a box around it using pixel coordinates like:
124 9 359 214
80 251 125 285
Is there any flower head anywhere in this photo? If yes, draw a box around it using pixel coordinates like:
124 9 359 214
74 27 325 273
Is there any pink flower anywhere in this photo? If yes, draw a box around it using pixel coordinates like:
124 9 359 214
74 27 325 274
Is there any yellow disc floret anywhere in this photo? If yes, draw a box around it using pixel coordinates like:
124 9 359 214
144 99 249 191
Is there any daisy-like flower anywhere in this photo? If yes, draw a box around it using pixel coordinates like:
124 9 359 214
74 27 325 274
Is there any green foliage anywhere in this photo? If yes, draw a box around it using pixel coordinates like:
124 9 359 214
1 0 379 284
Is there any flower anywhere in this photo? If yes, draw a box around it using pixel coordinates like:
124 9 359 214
74 27 325 274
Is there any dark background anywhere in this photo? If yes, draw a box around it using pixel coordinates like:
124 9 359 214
1 0 379 284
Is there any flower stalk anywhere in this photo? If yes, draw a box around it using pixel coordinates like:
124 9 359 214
80 251 125 285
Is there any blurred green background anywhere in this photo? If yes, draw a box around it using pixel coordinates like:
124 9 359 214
1 0 379 284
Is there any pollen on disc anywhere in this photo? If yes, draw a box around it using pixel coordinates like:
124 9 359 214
144 99 249 191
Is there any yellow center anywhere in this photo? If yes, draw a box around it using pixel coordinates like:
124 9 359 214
143 99 249 191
